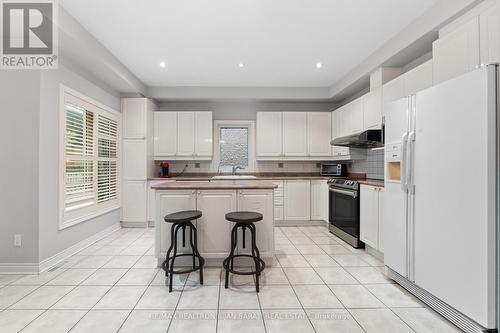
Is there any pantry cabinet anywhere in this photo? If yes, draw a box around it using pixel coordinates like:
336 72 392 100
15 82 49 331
256 112 283 157
122 98 147 139
154 111 213 159
122 181 148 223
307 112 332 156
284 180 311 220
283 112 308 157
360 184 384 252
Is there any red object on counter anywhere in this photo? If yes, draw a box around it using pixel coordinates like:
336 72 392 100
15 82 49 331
160 161 170 177
160 161 169 167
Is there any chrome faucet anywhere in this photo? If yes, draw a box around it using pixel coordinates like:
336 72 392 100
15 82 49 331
231 165 243 175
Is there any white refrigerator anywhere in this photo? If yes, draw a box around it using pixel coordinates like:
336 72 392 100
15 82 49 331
383 65 497 331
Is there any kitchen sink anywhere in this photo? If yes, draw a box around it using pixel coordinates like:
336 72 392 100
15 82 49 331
211 175 257 180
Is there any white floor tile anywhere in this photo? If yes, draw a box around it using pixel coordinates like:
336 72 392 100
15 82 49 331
315 267 359 284
12 269 66 285
288 236 315 245
51 285 111 310
94 286 146 310
177 285 219 309
69 309 130 333
132 256 158 269
310 237 340 245
218 309 265 333
20 309 86 333
10 286 74 309
349 308 413 333
116 268 158 286
168 310 217 333
345 267 390 284
102 256 141 269
119 246 150 256
0 275 24 285
392 307 463 333
263 309 315 333
118 310 173 333
0 309 43 333
0 286 39 309
260 267 290 285
302 254 339 267
306 309 364 333
282 267 323 284
46 269 97 285
365 284 423 308
275 244 300 255
330 254 370 267
276 254 310 268
71 255 113 269
135 285 181 310
258 285 301 309
295 244 325 255
150 269 187 289
80 268 128 285
219 285 260 309
293 284 343 309
328 285 385 308
318 244 351 255
186 268 222 286
93 246 127 256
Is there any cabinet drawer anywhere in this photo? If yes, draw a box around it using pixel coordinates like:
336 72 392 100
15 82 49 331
274 196 284 206
274 207 284 221
274 188 284 197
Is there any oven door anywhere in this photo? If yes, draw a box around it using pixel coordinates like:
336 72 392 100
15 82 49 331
329 187 359 237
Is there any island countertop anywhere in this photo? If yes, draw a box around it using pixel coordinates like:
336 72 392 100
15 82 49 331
151 180 278 190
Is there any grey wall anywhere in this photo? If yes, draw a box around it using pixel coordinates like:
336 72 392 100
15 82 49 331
38 64 121 262
157 100 336 120
0 71 41 263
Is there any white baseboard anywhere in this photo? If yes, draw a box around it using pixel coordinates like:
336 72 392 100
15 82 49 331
121 221 148 228
0 263 39 274
27 222 120 275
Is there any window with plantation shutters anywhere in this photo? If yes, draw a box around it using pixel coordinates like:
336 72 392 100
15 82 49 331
60 88 120 229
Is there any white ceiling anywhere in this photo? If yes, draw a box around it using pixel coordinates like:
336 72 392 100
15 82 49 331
60 0 438 88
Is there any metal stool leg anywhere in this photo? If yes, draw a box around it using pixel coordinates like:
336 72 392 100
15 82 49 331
188 222 204 285
169 224 182 292
225 224 238 288
165 223 176 277
249 223 260 292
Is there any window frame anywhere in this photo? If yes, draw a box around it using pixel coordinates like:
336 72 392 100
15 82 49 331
58 85 121 230
213 120 255 172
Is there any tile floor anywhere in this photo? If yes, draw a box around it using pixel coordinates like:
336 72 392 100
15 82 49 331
0 226 463 333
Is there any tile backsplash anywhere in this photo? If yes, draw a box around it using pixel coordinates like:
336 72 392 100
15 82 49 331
349 149 384 180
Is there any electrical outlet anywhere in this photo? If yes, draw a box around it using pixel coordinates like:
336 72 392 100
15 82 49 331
278 163 284 168
316 163 321 168
14 234 21 247
195 163 200 168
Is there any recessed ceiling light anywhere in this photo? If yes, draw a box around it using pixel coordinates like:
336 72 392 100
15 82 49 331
238 63 245 68
159 61 166 68
316 62 323 69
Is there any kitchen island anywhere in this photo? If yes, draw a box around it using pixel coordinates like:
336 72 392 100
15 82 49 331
151 181 277 267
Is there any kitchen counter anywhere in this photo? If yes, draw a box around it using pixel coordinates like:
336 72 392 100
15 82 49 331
149 172 367 181
151 180 278 190
358 179 385 187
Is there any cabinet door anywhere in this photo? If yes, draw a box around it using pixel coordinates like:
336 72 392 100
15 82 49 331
378 188 384 253
339 105 352 136
382 76 405 106
363 88 382 130
307 112 332 156
122 99 146 139
197 190 237 257
433 17 480 84
154 112 177 156
350 98 364 134
122 180 147 222
257 112 283 157
284 180 310 220
480 4 499 65
123 139 147 179
283 112 307 156
310 180 328 221
195 112 213 157
157 190 197 256
404 60 433 96
177 112 196 156
331 110 350 156
360 185 379 249
237 190 274 255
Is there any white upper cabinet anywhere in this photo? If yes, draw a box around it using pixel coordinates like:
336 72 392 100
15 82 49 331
350 98 364 134
404 60 433 95
283 112 307 157
154 112 177 156
362 87 382 130
195 112 213 156
122 98 147 139
433 16 480 84
177 112 196 156
338 104 352 137
331 109 352 157
479 4 499 65
382 75 405 105
257 112 283 157
307 112 332 156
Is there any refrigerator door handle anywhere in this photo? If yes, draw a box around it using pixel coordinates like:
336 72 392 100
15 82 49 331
401 132 409 193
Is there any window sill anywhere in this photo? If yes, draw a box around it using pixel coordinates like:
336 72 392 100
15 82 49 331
59 205 120 230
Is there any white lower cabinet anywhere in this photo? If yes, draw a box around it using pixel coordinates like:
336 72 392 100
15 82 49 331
310 180 329 221
284 180 311 220
157 190 197 255
122 181 148 223
272 181 284 221
237 190 274 254
196 190 237 257
360 184 384 252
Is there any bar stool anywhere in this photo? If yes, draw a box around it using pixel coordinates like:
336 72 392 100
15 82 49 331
223 211 266 292
162 210 204 292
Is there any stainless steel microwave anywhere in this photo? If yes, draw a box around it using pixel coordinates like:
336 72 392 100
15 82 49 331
320 163 347 177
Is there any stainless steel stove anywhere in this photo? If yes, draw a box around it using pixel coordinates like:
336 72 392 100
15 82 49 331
327 179 364 248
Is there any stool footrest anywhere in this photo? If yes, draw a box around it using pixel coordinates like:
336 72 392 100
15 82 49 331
222 254 265 275
162 253 205 275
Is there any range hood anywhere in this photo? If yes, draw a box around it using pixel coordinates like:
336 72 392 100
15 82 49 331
330 129 383 149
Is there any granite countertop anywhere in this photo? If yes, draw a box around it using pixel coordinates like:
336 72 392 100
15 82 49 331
149 172 366 181
151 180 278 190
358 179 385 187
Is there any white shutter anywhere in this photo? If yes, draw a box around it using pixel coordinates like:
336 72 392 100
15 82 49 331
97 114 118 203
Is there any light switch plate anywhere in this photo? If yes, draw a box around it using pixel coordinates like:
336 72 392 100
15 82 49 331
14 234 21 247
